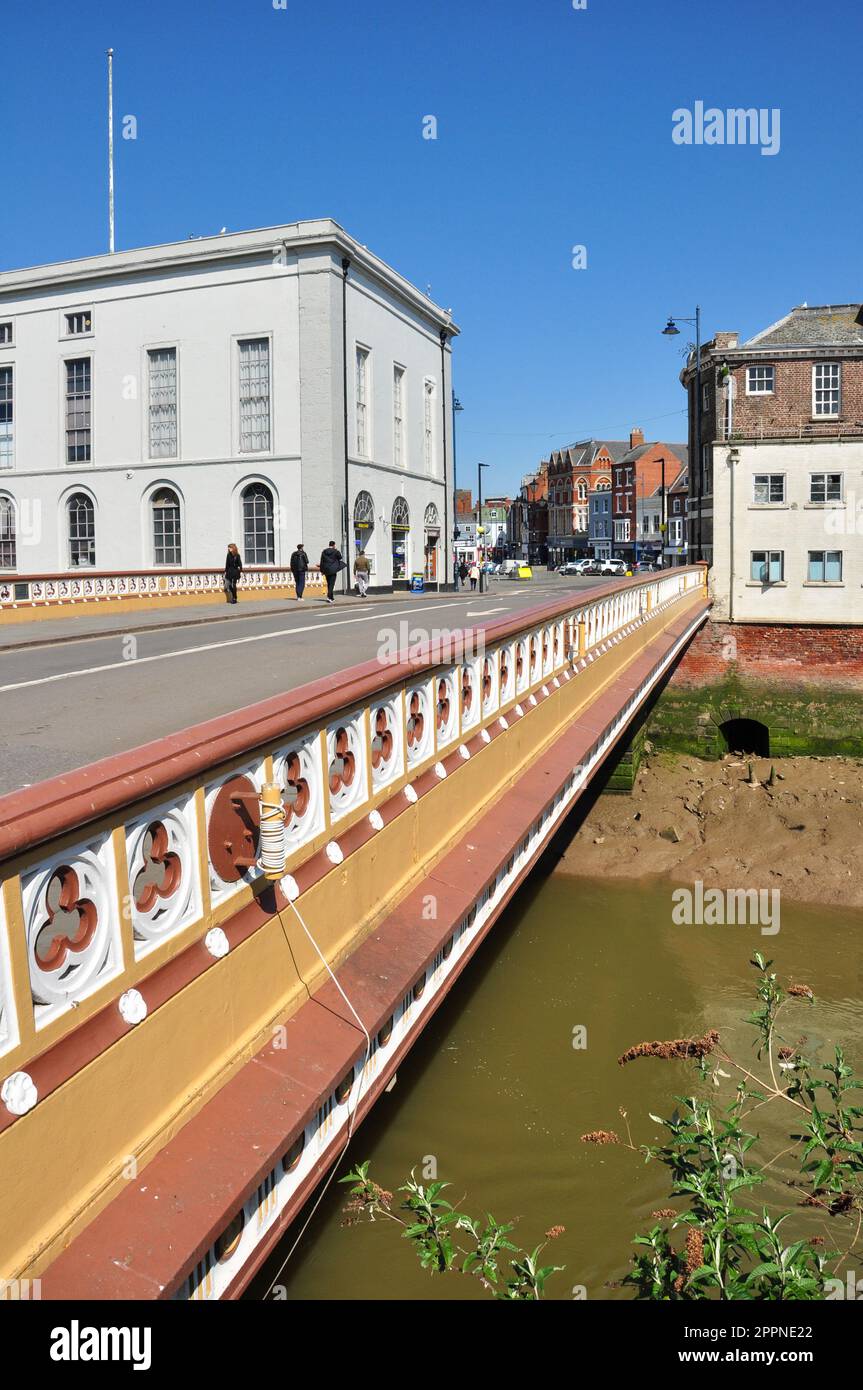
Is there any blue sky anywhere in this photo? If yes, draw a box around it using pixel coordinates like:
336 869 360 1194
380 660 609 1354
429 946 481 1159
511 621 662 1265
4 0 862 496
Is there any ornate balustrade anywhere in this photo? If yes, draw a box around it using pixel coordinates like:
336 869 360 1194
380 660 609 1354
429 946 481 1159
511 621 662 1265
0 564 708 1291
0 565 320 618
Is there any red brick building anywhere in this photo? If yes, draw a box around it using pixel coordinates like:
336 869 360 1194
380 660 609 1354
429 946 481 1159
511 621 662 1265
611 431 687 565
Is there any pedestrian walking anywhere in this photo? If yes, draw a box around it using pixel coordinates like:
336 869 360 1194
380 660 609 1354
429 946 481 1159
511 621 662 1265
468 560 479 591
458 559 469 589
354 550 371 599
224 543 243 604
289 542 309 600
319 540 344 604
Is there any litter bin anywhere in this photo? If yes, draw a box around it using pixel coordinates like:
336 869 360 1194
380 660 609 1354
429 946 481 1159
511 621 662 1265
410 572 424 593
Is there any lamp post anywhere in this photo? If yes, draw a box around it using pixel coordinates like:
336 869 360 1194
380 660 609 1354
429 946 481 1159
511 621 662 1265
662 307 702 561
477 461 489 594
655 454 667 568
452 395 463 588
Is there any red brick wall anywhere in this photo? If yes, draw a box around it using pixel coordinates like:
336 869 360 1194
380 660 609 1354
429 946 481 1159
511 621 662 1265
728 359 863 436
671 621 863 689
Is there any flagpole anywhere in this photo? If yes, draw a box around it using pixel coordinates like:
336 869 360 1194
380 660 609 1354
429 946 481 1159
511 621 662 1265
107 48 115 253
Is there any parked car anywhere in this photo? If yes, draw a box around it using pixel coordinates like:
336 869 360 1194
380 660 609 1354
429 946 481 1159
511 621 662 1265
558 558 597 576
599 557 628 576
633 559 657 574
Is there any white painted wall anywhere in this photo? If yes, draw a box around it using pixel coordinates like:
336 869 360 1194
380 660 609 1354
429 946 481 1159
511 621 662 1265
710 439 863 622
0 223 456 583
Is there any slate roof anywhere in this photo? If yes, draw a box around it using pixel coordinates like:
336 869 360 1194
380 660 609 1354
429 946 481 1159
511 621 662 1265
745 305 863 349
617 442 688 466
550 439 631 468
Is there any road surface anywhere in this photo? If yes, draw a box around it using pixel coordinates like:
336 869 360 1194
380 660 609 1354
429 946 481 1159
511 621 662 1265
0 574 607 793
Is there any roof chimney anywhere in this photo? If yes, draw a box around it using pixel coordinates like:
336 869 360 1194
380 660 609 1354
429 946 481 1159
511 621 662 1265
630 427 644 450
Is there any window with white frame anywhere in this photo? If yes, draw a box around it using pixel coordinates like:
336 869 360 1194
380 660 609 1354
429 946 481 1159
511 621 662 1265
152 487 182 565
0 366 12 469
808 550 842 582
148 348 178 459
753 474 785 504
746 365 775 395
67 492 96 567
355 347 370 458
0 322 12 346
393 365 405 468
813 363 840 417
750 549 783 583
242 482 275 564
65 310 93 336
0 495 15 568
809 472 842 503
614 519 630 542
238 338 271 452
423 379 435 473
65 358 91 463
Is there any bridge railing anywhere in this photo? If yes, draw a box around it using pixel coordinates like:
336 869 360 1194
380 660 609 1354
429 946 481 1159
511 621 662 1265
0 565 707 1109
0 565 320 613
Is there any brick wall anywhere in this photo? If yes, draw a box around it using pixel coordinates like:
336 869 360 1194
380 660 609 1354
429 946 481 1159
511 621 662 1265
728 359 863 437
671 620 863 690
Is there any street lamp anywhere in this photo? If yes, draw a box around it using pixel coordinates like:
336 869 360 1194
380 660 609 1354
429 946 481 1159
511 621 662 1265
452 395 464 586
662 307 702 562
477 461 490 593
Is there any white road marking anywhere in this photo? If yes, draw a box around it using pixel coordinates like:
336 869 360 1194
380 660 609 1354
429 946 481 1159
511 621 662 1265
0 600 513 694
466 607 509 617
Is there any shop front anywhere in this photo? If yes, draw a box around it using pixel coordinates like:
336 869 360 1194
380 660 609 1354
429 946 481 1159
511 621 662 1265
391 496 410 586
423 503 440 586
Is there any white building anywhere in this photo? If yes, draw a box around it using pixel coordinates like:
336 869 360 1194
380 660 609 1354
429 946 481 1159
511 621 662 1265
0 221 457 589
681 305 863 622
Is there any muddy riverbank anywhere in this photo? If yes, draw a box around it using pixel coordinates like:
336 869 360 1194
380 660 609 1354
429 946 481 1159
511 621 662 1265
556 752 863 909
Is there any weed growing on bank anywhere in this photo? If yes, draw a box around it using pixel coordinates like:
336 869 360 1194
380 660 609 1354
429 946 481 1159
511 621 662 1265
584 953 862 1299
341 956 862 1300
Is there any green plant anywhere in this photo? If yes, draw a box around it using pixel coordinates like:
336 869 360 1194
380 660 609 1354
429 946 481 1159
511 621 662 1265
339 1163 564 1299
584 955 862 1299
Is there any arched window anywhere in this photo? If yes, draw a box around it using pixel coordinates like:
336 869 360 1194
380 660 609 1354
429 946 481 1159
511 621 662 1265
353 490 374 556
577 479 587 500
0 495 15 570
151 488 182 566
424 503 440 527
391 496 410 581
242 482 274 564
67 493 95 568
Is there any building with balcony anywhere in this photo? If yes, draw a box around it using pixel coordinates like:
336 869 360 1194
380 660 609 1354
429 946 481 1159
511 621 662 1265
681 303 863 621
0 221 457 590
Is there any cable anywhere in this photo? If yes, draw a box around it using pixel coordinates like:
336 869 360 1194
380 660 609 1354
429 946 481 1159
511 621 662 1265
261 889 372 1300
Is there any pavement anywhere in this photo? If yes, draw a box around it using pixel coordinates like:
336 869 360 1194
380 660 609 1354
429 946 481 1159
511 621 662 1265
0 573 606 795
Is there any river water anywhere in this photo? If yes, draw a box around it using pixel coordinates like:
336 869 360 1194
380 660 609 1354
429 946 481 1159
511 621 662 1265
251 866 859 1301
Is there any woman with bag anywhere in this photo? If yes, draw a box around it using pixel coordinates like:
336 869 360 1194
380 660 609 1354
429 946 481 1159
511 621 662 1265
224 543 243 604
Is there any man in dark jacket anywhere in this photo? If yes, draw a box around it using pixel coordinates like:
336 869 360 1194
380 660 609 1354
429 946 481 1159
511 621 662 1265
290 542 309 600
224 544 243 604
319 541 343 604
